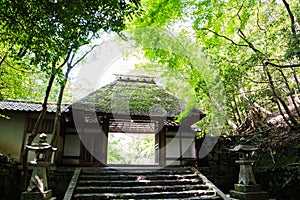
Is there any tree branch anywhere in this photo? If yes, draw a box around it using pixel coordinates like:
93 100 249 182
0 12 29 34
238 28 262 53
3 60 31 73
71 44 101 67
282 0 296 35
236 3 244 22
58 48 73 68
264 61 300 68
256 8 265 31
0 44 14 67
235 4 262 54
201 28 248 47
68 52 76 66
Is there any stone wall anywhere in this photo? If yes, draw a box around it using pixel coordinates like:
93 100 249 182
0 154 21 200
255 165 300 199
196 136 240 193
196 135 300 199
0 155 73 200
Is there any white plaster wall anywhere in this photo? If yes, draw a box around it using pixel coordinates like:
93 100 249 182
165 129 196 165
182 139 195 157
0 111 26 161
166 137 180 157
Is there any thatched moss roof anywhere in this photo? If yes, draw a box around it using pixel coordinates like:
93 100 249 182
72 76 185 117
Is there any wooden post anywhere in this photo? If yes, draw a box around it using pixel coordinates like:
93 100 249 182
100 116 109 165
158 120 166 166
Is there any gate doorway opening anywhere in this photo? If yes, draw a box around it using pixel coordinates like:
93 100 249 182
107 132 156 165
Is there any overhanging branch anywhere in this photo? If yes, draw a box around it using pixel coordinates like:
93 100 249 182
201 28 248 47
264 61 300 68
238 29 262 53
71 44 101 67
282 0 296 35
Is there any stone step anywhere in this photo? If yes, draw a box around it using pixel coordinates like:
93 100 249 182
76 184 209 193
79 173 199 181
73 189 217 199
80 168 194 176
77 178 203 187
70 167 225 199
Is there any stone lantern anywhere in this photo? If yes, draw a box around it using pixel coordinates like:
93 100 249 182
230 138 268 200
21 133 57 200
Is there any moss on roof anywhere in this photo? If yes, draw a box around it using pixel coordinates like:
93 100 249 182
72 79 184 117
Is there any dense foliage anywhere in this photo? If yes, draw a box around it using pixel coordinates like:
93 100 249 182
108 133 155 165
0 0 140 99
0 0 141 190
128 0 300 134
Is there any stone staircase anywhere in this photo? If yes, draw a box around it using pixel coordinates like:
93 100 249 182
64 167 228 200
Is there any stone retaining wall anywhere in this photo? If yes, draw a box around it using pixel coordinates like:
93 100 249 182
196 136 240 193
255 165 300 199
196 135 299 199
0 158 21 200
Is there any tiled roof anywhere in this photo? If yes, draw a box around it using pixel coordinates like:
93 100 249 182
0 100 69 113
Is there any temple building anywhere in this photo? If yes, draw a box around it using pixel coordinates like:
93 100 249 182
0 75 205 167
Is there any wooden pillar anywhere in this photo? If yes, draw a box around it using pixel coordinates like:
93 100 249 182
158 120 166 166
100 117 109 165
54 113 65 164
155 133 159 165
179 130 183 166
79 124 87 166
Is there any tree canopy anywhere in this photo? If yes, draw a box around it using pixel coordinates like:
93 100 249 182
1 0 299 134
0 0 141 139
128 0 300 134
1 0 140 67
0 0 140 101
0 0 141 190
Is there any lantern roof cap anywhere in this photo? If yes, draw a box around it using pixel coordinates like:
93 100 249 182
25 144 56 151
25 133 57 151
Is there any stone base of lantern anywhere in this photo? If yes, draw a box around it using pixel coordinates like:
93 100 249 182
21 190 56 200
230 184 268 200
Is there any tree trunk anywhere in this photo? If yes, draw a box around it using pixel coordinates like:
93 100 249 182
208 94 238 130
20 73 56 191
230 100 239 126
50 83 65 148
292 67 300 88
264 65 298 127
50 63 72 159
277 68 300 116
233 97 242 125
50 47 96 149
